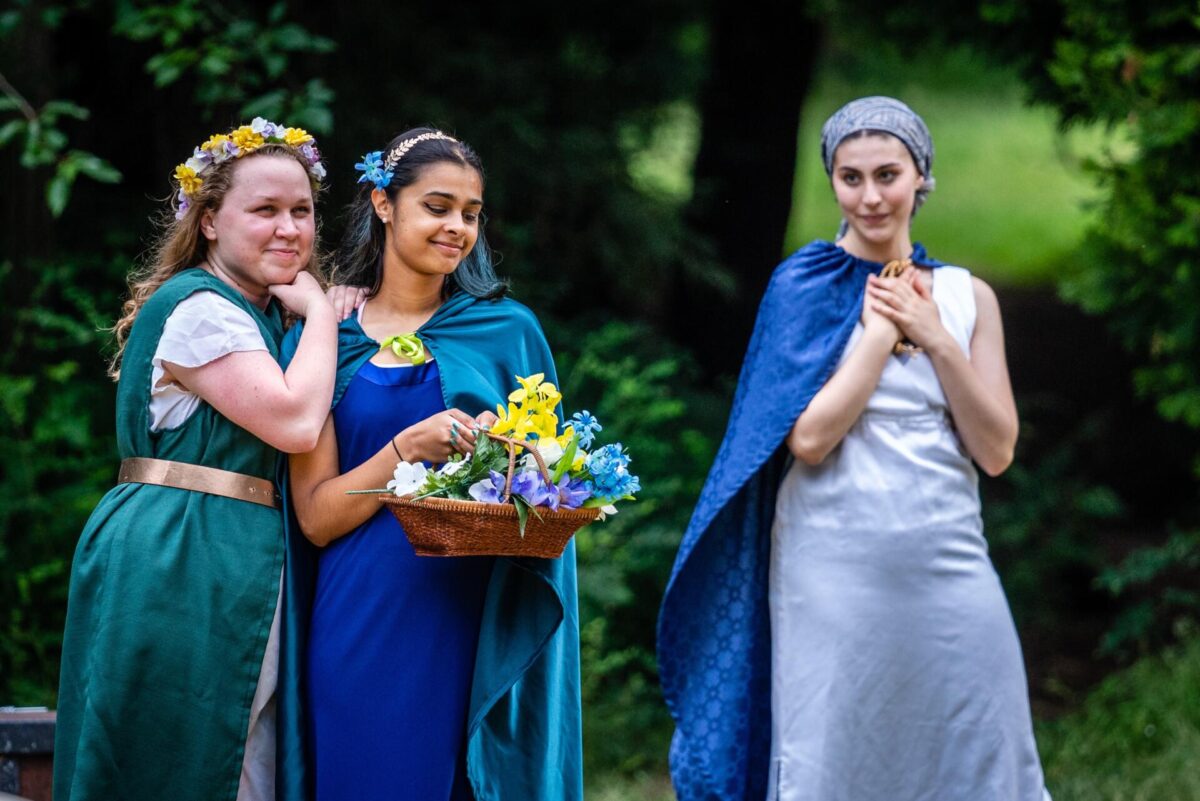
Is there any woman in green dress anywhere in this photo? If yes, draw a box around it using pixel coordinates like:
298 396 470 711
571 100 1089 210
54 119 339 801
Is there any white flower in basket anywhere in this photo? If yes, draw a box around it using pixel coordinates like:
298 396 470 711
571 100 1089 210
387 461 429 497
519 439 564 471
438 459 467 477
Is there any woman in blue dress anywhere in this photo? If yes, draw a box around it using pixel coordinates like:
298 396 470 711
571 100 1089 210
281 129 583 801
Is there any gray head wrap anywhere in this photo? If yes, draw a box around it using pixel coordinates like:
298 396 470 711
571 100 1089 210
820 96 935 238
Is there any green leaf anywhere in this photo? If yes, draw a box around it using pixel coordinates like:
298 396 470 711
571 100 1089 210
553 436 578 483
40 6 65 28
0 119 25 147
0 375 35 425
0 10 21 37
240 89 287 121
272 23 316 51
45 361 78 384
514 497 529 537
262 51 287 79
71 152 122 184
45 173 72 218
42 127 67 154
40 100 89 121
198 50 232 77
295 105 333 136
308 35 337 55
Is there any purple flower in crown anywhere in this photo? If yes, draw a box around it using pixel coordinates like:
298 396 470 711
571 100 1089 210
175 194 191 221
299 143 319 164
468 470 507 504
251 117 281 139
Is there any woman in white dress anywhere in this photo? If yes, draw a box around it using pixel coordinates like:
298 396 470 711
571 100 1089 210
658 97 1051 801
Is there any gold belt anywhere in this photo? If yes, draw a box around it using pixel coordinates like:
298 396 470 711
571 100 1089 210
118 457 280 509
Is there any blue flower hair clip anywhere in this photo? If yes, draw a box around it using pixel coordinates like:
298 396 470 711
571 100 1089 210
355 150 393 191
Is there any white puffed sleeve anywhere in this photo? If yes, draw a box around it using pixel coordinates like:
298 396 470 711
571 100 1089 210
149 291 269 431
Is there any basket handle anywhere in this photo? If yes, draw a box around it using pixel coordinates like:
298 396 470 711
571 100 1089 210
483 431 553 503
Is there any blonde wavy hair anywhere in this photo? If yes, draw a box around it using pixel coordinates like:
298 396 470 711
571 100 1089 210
109 144 324 379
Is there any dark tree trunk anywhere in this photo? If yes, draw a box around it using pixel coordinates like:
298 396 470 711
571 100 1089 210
676 4 823 376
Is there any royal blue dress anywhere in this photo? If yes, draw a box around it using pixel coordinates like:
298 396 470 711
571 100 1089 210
306 358 494 801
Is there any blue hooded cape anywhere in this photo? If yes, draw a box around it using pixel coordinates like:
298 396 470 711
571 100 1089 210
656 240 943 801
275 291 583 801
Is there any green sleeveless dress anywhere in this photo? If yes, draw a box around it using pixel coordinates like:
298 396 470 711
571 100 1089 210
54 269 286 801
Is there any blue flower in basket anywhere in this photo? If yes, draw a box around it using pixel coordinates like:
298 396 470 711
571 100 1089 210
467 470 507 504
510 470 557 508
585 443 640 500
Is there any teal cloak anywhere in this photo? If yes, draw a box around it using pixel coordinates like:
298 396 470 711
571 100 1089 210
275 291 584 801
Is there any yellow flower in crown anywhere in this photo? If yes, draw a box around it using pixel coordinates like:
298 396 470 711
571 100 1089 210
174 164 203 194
200 133 230 153
230 125 265 152
284 127 314 147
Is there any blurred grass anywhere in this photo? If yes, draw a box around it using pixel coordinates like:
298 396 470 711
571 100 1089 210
1038 635 1200 800
587 636 1200 800
587 772 676 801
786 44 1129 288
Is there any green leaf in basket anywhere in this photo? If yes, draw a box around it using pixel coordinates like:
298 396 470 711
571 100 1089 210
552 435 579 484
514 496 530 538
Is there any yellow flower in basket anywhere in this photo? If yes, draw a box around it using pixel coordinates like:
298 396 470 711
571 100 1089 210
508 373 545 403
494 374 563 445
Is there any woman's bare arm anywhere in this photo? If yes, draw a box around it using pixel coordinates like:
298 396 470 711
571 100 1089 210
868 272 1018 476
289 406 485 547
786 300 900 465
166 274 338 453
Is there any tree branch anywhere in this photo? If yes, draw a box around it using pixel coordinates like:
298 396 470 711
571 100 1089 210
0 70 37 122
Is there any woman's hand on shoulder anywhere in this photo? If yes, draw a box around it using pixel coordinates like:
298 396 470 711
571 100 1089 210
325 284 369 321
267 270 331 319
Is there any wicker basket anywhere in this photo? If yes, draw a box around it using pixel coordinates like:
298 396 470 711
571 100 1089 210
381 495 599 557
380 431 600 558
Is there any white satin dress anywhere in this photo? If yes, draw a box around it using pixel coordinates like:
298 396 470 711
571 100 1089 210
767 266 1050 801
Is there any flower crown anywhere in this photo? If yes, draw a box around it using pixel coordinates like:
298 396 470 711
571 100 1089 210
354 131 458 191
172 117 327 220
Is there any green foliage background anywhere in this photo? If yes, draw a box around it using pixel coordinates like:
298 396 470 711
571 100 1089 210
3 0 1200 797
